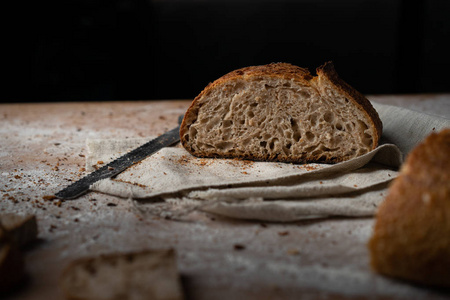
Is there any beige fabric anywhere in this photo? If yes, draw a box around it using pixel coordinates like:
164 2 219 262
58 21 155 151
87 103 450 221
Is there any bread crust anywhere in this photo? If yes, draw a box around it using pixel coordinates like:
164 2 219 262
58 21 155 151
368 129 450 287
180 62 382 163
316 62 382 147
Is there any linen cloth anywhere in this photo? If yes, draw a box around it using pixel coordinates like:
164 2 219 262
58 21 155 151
86 103 450 221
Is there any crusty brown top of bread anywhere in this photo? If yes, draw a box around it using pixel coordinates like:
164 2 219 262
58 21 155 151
180 62 382 164
217 62 314 84
368 129 450 288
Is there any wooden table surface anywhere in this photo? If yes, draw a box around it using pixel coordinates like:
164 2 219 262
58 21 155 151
1 95 449 300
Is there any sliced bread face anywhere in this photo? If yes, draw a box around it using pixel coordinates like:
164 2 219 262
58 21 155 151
180 62 382 164
60 249 184 300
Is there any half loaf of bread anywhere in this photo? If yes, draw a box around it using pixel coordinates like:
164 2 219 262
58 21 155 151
368 129 450 288
180 62 382 163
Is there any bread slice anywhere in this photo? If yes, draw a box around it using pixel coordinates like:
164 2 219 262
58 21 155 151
180 62 382 163
60 249 184 300
368 129 450 288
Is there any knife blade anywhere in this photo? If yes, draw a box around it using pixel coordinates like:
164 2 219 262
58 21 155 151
55 116 183 200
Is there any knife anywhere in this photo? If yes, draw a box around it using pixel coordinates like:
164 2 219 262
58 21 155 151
55 115 183 200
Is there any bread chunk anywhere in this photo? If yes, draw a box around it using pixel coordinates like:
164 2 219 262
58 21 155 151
180 62 382 163
0 214 37 294
0 214 38 247
60 249 184 300
368 129 450 288
0 224 25 293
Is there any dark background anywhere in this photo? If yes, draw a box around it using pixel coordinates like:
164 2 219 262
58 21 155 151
5 0 450 102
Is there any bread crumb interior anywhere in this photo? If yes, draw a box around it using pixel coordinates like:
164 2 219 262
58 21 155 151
184 76 375 163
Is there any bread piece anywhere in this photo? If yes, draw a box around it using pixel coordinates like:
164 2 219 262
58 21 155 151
0 225 25 293
0 214 38 248
180 62 382 163
368 129 450 288
60 249 184 300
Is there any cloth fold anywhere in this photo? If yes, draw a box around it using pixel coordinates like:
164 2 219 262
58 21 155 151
86 103 450 221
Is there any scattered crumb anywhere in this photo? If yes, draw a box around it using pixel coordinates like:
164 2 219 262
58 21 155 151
287 249 300 255
278 231 289 236
43 195 57 201
233 244 246 250
113 179 147 188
